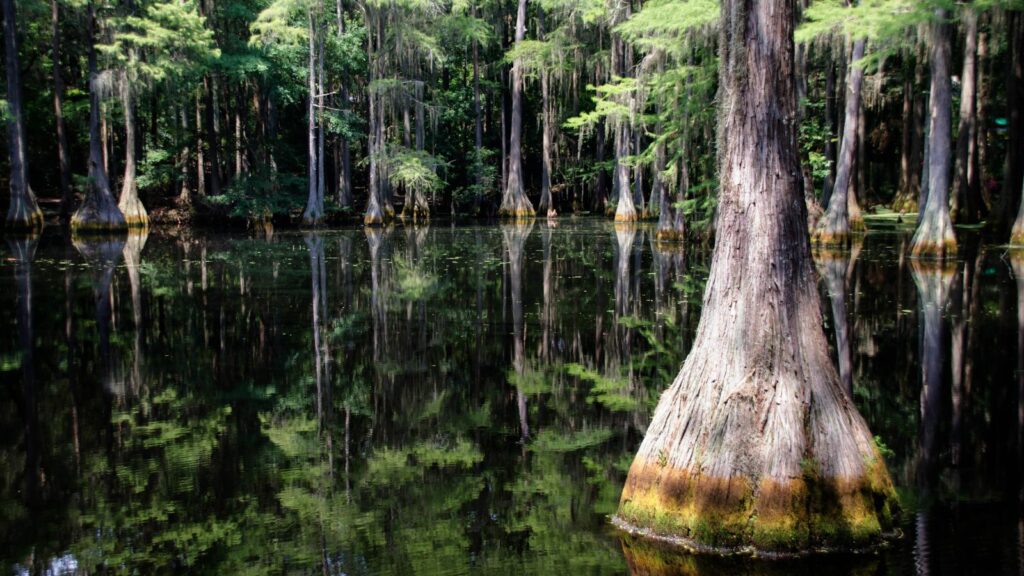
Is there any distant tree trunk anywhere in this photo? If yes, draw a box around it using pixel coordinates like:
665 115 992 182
303 11 324 226
617 0 897 552
822 51 837 205
119 70 148 228
52 0 72 224
195 92 206 197
611 12 636 222
1000 13 1024 240
336 0 352 209
975 27 990 213
178 105 192 204
3 0 42 230
815 38 866 246
632 122 645 216
537 8 555 217
73 1 127 233
364 30 385 227
951 7 979 224
896 70 913 207
911 9 956 258
472 17 483 212
499 0 535 218
594 119 607 212
204 77 221 197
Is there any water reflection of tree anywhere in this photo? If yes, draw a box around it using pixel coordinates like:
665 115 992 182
816 243 862 397
5 223 715 574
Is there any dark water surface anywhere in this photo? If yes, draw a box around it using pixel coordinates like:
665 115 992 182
1 219 1021 575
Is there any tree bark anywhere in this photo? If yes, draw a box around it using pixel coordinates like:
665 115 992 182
52 0 72 224
616 0 897 552
951 7 979 224
814 38 866 247
3 0 43 230
73 1 127 233
910 9 957 258
499 0 535 218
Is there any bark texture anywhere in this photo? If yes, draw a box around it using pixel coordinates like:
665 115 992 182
616 0 897 553
910 10 956 258
3 0 43 231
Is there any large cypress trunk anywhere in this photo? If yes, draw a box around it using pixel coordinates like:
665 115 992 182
73 0 127 233
814 38 866 247
616 0 897 552
910 9 956 258
1005 14 1024 242
3 0 43 230
499 0 535 218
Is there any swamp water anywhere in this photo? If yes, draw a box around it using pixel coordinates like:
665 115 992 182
0 219 1021 575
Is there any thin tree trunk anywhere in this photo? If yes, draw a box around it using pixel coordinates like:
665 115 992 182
822 51 837 206
205 76 221 197
499 0 535 218
303 10 324 226
364 19 384 226
537 7 555 217
911 9 957 258
951 7 979 224
178 105 192 204
815 38 866 246
472 19 483 212
73 1 127 232
196 92 205 197
51 0 72 224
617 0 897 552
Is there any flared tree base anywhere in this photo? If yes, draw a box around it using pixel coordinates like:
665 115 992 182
5 206 44 232
119 198 149 230
614 209 639 223
617 458 898 553
910 218 957 259
72 202 128 234
499 191 536 220
1011 223 1024 247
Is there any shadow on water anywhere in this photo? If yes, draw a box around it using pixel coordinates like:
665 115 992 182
0 221 1022 575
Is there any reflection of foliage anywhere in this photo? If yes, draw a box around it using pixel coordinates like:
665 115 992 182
566 363 637 411
530 427 615 453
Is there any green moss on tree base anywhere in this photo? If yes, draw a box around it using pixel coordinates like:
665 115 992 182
910 238 957 259
498 207 537 219
616 458 900 554
5 210 44 232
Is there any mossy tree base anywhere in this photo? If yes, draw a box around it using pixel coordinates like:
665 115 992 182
4 205 44 232
617 461 898 554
